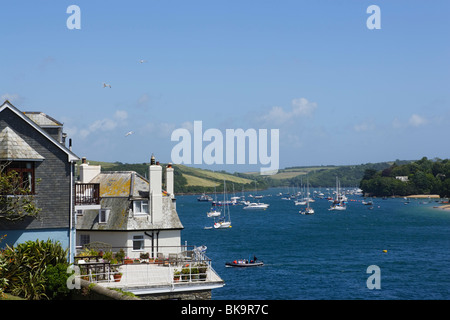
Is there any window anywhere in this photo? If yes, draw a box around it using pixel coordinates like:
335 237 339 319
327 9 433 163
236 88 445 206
76 209 83 216
133 200 149 215
133 235 144 251
99 209 109 224
4 161 36 194
80 234 90 247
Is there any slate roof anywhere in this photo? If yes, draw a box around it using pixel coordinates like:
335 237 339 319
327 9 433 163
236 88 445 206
0 126 45 161
0 101 79 162
76 171 183 231
24 112 63 127
89 171 149 198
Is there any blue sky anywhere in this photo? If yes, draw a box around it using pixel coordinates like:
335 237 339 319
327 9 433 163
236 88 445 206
1 1 449 172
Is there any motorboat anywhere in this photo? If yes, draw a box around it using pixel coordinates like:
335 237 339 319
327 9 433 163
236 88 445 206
225 258 264 268
243 202 269 210
197 193 213 201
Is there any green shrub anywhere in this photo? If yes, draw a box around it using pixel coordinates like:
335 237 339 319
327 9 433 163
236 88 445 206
44 263 71 300
1 239 68 300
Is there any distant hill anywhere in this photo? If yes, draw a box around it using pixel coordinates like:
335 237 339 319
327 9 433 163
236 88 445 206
78 159 416 194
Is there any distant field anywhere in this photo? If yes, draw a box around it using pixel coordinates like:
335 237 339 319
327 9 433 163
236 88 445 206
267 166 338 180
175 164 253 185
183 174 221 187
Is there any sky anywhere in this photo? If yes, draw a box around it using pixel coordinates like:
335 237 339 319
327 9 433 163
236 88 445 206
1 0 449 173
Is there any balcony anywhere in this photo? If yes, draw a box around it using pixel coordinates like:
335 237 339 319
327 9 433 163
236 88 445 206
75 183 100 206
74 245 225 297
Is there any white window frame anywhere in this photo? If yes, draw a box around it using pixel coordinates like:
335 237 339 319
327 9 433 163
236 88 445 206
133 200 149 216
99 209 110 224
133 235 145 251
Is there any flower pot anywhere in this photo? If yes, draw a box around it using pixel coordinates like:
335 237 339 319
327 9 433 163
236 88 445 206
114 274 122 282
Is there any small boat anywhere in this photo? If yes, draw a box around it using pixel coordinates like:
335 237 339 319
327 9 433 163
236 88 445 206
197 193 213 201
225 258 264 268
300 207 314 215
207 207 221 217
243 202 269 210
329 204 346 211
299 177 314 215
214 220 232 229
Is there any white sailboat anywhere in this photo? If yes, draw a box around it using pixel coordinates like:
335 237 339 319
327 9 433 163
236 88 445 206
299 178 314 215
329 176 347 211
207 207 221 217
207 187 221 217
214 181 232 229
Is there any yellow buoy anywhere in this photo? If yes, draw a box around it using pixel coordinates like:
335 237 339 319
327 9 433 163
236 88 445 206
383 250 387 253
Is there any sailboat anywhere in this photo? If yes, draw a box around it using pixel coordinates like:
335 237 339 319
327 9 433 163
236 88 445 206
299 178 314 215
329 176 347 211
207 187 221 217
214 181 232 229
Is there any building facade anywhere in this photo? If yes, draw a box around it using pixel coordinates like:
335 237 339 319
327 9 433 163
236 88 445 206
75 156 184 259
0 101 79 260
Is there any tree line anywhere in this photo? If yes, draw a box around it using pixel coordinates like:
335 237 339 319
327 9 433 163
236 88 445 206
359 157 450 197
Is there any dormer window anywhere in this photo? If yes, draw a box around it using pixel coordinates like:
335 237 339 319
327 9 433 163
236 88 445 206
133 200 149 215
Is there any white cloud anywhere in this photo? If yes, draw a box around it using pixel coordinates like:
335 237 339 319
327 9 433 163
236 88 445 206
354 121 375 132
77 110 128 138
259 97 317 125
392 114 429 129
408 114 428 127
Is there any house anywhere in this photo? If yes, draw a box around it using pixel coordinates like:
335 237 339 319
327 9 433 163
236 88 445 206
75 155 184 259
0 100 79 261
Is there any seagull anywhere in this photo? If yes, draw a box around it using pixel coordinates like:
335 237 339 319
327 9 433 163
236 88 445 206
103 82 112 88
125 131 134 137
139 59 147 64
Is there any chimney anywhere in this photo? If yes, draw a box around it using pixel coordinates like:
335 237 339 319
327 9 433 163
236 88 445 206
149 154 162 225
79 157 101 183
166 163 174 199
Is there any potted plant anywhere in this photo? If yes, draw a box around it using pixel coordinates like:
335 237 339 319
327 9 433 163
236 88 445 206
123 256 133 264
173 270 181 282
198 265 208 281
140 252 149 260
113 272 122 282
114 249 125 263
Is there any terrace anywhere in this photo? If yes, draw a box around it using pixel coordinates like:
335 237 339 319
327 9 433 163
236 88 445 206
74 244 224 296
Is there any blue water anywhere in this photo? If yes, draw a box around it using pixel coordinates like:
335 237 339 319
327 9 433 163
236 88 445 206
176 188 450 300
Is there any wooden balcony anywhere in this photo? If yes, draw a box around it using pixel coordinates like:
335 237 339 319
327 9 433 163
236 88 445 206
75 183 100 205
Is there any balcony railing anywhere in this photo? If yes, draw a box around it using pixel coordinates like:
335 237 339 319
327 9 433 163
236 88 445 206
75 183 100 205
73 246 224 290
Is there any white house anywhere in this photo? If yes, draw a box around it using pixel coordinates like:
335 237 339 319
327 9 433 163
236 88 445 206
75 155 183 259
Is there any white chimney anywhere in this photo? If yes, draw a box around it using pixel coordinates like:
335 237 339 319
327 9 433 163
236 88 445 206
166 163 174 199
79 157 101 183
149 155 162 225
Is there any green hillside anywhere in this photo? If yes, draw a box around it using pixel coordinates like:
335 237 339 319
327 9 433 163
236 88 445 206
78 159 417 194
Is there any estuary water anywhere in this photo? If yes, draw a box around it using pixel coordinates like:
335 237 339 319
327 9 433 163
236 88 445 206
176 188 450 300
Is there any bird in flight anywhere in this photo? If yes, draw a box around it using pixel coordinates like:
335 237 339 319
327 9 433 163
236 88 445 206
103 83 112 88
125 131 134 137
139 59 147 64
